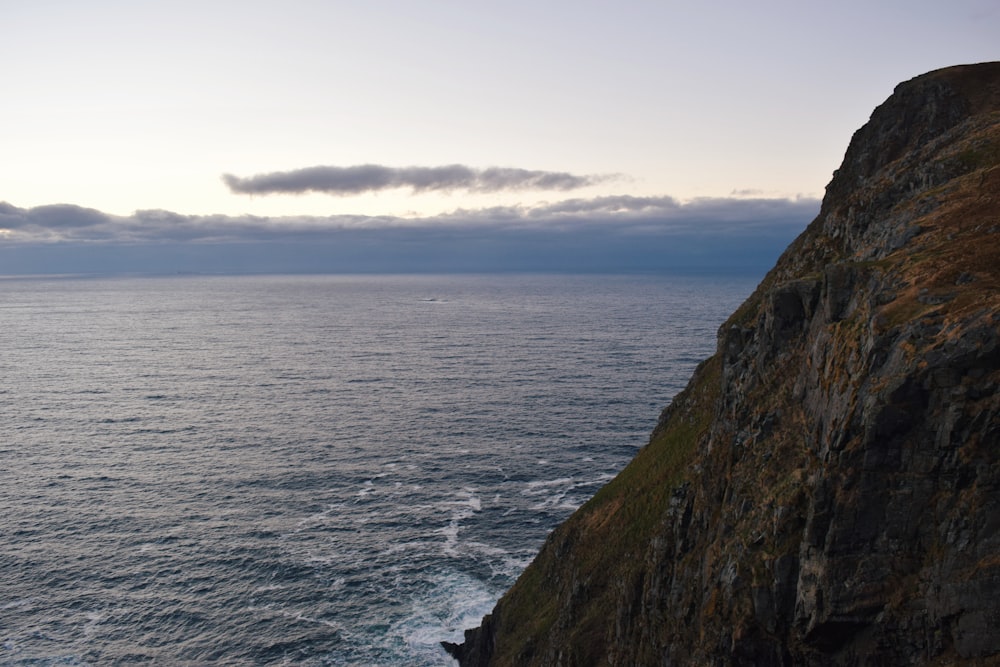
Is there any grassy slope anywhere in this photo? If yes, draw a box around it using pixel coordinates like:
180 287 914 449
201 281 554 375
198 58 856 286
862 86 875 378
485 355 721 666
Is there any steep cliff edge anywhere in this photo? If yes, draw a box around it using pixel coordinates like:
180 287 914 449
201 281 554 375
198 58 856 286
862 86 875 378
447 62 1000 666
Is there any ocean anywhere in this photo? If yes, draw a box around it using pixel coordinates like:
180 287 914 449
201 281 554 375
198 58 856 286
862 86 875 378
0 273 756 665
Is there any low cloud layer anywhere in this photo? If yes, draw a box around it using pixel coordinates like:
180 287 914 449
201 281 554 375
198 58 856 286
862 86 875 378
0 195 820 275
222 164 611 196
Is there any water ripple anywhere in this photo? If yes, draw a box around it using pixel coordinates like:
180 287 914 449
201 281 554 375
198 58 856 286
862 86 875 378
0 273 753 665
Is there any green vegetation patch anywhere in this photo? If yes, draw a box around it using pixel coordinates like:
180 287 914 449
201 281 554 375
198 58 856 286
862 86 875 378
583 356 718 539
953 136 1000 172
488 355 722 665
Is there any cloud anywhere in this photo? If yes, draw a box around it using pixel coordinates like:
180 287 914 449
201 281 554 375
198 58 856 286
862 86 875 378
0 195 820 275
0 203 112 229
221 164 612 196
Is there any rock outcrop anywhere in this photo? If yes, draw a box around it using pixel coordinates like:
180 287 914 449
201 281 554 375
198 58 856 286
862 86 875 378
447 62 1000 666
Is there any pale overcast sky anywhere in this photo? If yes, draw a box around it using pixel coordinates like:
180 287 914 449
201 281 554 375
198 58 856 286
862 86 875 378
0 1 997 273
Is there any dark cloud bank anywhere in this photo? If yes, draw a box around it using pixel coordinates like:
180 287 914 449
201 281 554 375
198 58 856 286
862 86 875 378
222 164 612 195
0 196 819 276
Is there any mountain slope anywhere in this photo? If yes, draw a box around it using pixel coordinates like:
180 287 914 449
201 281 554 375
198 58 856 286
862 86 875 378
447 62 1000 666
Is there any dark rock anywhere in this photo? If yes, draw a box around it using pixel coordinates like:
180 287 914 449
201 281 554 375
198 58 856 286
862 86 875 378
450 62 1000 666
821 262 859 322
443 612 497 667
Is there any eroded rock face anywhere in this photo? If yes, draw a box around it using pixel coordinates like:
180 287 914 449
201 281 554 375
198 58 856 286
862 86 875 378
449 62 1000 666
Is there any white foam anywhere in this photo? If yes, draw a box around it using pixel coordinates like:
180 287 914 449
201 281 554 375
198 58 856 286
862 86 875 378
437 489 483 556
305 553 337 566
1 598 36 611
252 583 287 593
463 540 532 579
438 521 461 556
83 611 103 639
522 477 582 511
523 477 574 493
393 570 500 658
383 539 435 555
294 505 334 529
247 604 344 631
445 488 482 514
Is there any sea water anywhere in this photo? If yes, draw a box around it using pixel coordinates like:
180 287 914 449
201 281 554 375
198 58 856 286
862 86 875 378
0 273 755 665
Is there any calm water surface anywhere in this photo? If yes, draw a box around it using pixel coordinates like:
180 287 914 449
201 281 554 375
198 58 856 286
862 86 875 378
0 273 755 665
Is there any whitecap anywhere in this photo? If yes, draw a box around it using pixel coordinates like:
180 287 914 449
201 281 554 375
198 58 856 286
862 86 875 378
444 488 482 514
83 611 103 639
1 598 36 611
438 521 461 557
383 539 435 556
252 583 286 593
305 553 336 566
523 477 574 494
294 506 334 529
393 570 499 660
462 540 533 580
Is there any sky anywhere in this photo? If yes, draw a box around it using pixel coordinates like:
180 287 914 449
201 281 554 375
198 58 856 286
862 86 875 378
1 0 997 274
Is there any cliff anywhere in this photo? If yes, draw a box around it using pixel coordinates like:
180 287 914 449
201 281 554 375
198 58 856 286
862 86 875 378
446 62 1000 666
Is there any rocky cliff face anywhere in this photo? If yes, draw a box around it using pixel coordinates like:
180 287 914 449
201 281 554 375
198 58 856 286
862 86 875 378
446 62 1000 666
